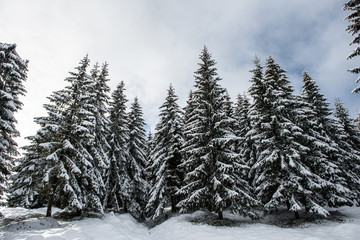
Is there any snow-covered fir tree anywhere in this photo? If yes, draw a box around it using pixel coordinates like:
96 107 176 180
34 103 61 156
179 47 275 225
63 56 106 214
145 131 154 172
246 57 265 170
0 43 27 205
355 114 360 131
9 88 83 217
145 131 155 189
178 47 258 220
181 91 196 165
176 90 196 205
183 91 195 123
344 0 360 93
221 91 240 156
334 98 360 155
300 71 355 209
222 90 234 118
127 97 148 219
333 98 360 202
10 56 109 216
249 57 335 219
8 93 65 209
146 84 185 219
287 71 338 215
146 131 154 159
103 81 131 212
89 62 111 177
233 94 255 171
8 156 44 208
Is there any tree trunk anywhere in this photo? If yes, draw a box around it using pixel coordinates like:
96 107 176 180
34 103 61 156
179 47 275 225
76 209 82 217
294 211 300 219
218 210 223 220
46 191 54 217
124 202 127 213
123 201 128 213
171 196 177 213
286 200 290 210
302 197 310 212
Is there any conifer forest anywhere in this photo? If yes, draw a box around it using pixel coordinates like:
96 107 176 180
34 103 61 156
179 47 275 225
1 0 360 226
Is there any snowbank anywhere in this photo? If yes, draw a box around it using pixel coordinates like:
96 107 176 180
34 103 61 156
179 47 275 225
1 207 360 240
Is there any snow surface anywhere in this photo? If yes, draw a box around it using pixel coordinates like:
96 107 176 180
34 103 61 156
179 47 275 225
1 206 360 240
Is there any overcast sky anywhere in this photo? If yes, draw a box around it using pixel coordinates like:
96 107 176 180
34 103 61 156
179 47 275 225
0 0 357 149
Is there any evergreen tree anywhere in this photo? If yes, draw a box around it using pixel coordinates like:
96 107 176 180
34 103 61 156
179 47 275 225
8 90 67 209
10 56 107 216
300 71 355 208
177 90 197 206
181 91 196 165
183 91 195 124
0 43 27 205
63 55 105 214
146 131 154 159
334 98 360 154
145 131 155 188
333 98 360 202
127 97 148 219
246 57 265 170
222 90 234 118
178 47 258 219
9 88 84 216
146 85 185 219
234 94 255 171
103 81 131 212
8 156 44 208
355 113 360 131
344 0 360 93
249 57 333 219
222 91 239 154
90 62 111 174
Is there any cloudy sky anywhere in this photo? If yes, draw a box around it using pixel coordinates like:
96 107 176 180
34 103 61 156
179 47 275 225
0 0 357 149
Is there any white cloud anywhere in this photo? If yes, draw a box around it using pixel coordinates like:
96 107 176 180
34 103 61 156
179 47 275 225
0 0 356 149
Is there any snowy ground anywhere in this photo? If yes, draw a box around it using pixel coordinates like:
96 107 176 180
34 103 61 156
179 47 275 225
1 206 360 240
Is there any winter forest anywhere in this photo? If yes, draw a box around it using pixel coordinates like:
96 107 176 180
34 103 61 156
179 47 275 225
1 0 360 231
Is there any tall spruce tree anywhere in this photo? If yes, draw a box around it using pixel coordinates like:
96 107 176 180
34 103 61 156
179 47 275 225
334 98 360 154
178 47 258 220
63 56 106 214
9 88 84 216
0 43 27 205
234 93 255 167
183 91 195 124
300 71 355 209
145 131 155 189
246 57 265 170
249 57 334 219
181 91 196 165
178 90 196 205
103 81 131 212
344 0 360 93
146 84 185 219
127 97 148 219
333 98 360 202
10 56 108 216
222 91 239 154
89 63 111 173
288 72 337 214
